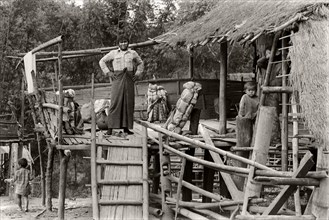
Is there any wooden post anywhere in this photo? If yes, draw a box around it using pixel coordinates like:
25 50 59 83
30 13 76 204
36 133 46 206
188 47 194 79
202 149 215 203
182 108 200 201
46 140 54 211
219 40 227 134
242 106 276 214
142 126 149 220
90 73 99 220
175 157 186 220
18 77 25 159
232 116 253 191
291 94 301 214
57 41 70 220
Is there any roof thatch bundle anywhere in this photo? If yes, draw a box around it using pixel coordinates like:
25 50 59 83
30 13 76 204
289 7 329 147
156 0 329 47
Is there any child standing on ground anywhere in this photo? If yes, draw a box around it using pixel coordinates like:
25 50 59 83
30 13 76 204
238 81 259 121
7 158 32 212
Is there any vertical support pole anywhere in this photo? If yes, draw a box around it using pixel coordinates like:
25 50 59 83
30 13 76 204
219 40 227 134
37 133 46 206
159 133 174 220
57 40 69 220
242 106 276 214
202 150 215 203
175 157 186 220
91 73 99 220
281 35 289 174
182 108 200 201
188 47 194 79
291 94 301 215
46 140 54 211
142 126 149 220
18 77 25 159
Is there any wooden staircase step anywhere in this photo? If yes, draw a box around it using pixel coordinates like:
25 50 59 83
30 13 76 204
98 180 143 185
98 199 143 206
96 160 143 165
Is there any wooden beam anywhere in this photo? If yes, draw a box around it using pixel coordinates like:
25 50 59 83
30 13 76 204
56 144 90 150
142 126 149 220
262 151 314 215
199 124 244 200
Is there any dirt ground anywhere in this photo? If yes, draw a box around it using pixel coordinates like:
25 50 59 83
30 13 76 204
0 196 92 220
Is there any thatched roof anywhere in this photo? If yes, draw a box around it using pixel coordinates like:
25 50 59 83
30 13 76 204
155 0 329 47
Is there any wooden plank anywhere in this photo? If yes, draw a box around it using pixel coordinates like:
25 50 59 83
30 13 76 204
262 151 314 215
96 141 142 147
98 180 143 185
96 160 143 165
142 127 149 220
56 144 90 150
98 200 143 205
199 124 243 200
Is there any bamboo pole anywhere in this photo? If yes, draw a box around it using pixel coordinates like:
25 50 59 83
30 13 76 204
172 208 208 220
236 215 315 220
136 120 278 172
174 157 186 220
262 86 293 93
142 126 149 220
90 73 99 220
192 208 229 220
254 176 320 186
159 133 173 220
36 133 46 206
31 36 63 54
291 94 302 214
242 106 276 214
219 40 228 134
260 31 281 106
57 40 70 220
281 34 289 211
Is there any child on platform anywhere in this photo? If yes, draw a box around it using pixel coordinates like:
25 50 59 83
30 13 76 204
238 81 259 122
6 158 32 212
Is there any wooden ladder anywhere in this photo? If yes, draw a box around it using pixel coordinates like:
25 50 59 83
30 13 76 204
91 134 149 220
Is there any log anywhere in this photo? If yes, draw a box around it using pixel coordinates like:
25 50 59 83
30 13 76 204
42 103 70 113
31 36 62 54
175 157 186 220
199 124 243 200
202 149 216 202
58 150 70 220
193 209 229 220
149 207 163 217
262 151 314 215
36 133 46 206
242 106 276 214
46 141 55 211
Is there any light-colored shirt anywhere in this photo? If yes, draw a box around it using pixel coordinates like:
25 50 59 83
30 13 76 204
14 168 31 195
99 48 144 77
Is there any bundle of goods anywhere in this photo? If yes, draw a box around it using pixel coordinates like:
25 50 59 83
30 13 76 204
165 81 202 134
147 84 169 122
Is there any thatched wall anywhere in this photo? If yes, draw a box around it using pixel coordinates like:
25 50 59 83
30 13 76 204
289 8 329 148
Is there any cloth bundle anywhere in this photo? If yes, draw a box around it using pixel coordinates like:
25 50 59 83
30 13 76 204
165 81 202 134
147 84 169 122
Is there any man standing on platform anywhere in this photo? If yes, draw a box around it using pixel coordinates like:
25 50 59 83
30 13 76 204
99 36 144 135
